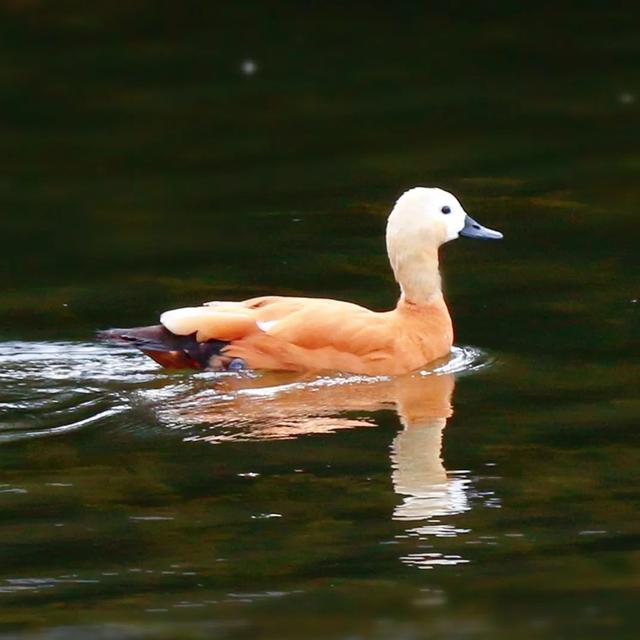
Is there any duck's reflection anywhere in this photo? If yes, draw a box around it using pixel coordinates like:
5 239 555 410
158 369 470 566
390 374 469 526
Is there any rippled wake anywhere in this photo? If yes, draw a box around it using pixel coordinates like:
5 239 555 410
0 341 157 443
0 340 498 571
0 341 491 444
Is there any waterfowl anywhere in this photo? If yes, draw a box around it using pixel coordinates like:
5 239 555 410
99 187 502 374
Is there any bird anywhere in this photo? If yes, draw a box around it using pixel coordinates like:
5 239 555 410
99 187 502 375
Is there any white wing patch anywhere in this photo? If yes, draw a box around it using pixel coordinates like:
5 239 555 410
257 320 279 333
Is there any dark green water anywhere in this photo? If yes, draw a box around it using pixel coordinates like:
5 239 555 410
1 2 639 639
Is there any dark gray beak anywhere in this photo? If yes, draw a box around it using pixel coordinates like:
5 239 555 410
459 214 503 240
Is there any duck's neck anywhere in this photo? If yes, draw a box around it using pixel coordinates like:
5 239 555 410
392 247 442 307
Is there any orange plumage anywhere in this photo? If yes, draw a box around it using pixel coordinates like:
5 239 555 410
100 187 502 374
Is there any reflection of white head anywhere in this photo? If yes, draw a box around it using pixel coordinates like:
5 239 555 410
391 415 469 522
388 372 467 522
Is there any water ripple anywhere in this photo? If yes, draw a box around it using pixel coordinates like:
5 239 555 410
0 341 159 443
0 341 489 444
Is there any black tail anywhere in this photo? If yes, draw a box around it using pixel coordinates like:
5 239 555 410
97 325 228 369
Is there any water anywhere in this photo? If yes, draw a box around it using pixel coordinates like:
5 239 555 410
1 2 639 639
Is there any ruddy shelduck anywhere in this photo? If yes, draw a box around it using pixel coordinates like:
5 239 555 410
100 188 502 374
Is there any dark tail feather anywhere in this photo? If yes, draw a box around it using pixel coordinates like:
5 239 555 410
97 325 228 370
97 325 183 351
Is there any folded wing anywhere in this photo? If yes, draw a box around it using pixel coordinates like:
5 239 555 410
160 296 398 373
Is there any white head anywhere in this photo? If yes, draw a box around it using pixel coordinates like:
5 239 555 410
385 187 502 303
387 187 503 246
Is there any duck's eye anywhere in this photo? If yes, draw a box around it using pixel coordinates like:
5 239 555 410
441 206 451 214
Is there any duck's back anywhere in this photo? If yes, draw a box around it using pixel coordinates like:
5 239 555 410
100 294 452 375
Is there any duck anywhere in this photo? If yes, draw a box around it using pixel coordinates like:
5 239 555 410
99 187 502 375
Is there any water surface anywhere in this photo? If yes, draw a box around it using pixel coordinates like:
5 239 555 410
1 2 639 639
